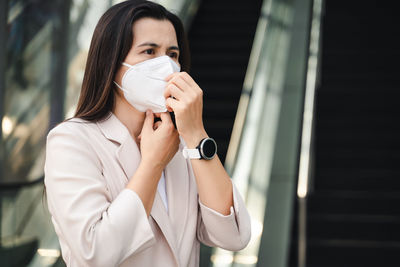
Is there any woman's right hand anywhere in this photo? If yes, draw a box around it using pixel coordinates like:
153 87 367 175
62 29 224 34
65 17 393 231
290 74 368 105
139 110 179 170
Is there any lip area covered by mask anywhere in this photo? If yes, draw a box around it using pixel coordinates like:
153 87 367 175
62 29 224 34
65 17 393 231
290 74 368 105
114 55 181 112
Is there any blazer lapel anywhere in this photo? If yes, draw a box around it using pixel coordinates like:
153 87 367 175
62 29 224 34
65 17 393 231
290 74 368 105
164 141 190 249
116 138 141 180
150 143 189 265
150 193 180 264
96 113 141 180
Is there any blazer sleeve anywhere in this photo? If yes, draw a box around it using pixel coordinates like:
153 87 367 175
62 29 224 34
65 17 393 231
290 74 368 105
196 181 251 251
44 122 155 267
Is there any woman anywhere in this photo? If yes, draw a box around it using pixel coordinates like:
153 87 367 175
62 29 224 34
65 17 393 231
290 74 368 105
44 1 251 266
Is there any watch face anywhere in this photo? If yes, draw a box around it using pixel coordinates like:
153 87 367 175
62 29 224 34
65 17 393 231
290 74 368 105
201 138 217 159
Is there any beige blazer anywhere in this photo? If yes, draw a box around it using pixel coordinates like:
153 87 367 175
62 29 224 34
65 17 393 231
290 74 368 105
44 113 251 267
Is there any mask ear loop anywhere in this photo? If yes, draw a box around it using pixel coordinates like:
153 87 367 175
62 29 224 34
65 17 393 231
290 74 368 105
113 81 124 90
122 62 133 68
113 62 133 90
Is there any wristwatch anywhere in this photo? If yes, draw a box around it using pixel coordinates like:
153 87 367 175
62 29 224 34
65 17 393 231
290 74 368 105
183 137 217 160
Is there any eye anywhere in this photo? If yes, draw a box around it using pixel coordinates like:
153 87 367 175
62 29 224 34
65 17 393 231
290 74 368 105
168 51 178 59
143 48 155 55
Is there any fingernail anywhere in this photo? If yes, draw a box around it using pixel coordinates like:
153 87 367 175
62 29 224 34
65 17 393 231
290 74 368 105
146 110 151 116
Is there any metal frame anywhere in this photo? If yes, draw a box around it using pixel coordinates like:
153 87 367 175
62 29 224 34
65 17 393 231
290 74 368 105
0 0 8 183
0 0 9 246
296 0 324 266
49 0 72 130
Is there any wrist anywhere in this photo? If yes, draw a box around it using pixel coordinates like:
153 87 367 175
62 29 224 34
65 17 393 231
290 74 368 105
183 129 208 148
140 157 164 174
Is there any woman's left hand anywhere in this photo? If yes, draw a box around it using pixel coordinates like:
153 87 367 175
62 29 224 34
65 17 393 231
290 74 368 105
164 72 208 148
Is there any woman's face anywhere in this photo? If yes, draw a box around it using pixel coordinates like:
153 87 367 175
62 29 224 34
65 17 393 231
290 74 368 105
115 17 180 85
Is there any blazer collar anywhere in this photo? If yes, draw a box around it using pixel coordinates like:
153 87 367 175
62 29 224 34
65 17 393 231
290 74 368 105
97 113 140 181
96 113 129 145
96 113 190 263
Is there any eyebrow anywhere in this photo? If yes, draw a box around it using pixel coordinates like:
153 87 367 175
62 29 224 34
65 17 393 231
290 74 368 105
137 42 179 51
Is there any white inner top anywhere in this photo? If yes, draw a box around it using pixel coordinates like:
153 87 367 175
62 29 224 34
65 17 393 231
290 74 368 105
157 172 168 213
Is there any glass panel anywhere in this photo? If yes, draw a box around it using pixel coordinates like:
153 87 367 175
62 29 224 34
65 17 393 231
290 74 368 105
2 0 59 185
210 0 315 266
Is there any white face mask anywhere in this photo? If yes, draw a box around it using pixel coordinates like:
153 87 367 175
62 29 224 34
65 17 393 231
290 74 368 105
114 55 181 113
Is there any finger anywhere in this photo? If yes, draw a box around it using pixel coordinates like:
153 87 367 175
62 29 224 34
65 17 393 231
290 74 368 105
159 112 172 123
153 120 162 130
142 110 154 134
179 72 203 95
168 74 191 91
178 72 196 85
164 83 184 100
180 72 203 95
165 72 180 82
165 97 180 113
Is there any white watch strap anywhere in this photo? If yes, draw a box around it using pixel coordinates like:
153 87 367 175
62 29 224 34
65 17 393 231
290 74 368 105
182 147 201 159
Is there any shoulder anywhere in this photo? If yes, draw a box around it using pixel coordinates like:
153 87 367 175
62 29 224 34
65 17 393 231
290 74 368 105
45 118 103 168
46 118 104 153
48 118 97 140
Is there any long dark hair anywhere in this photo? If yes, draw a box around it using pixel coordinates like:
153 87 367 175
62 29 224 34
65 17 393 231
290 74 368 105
74 0 190 121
